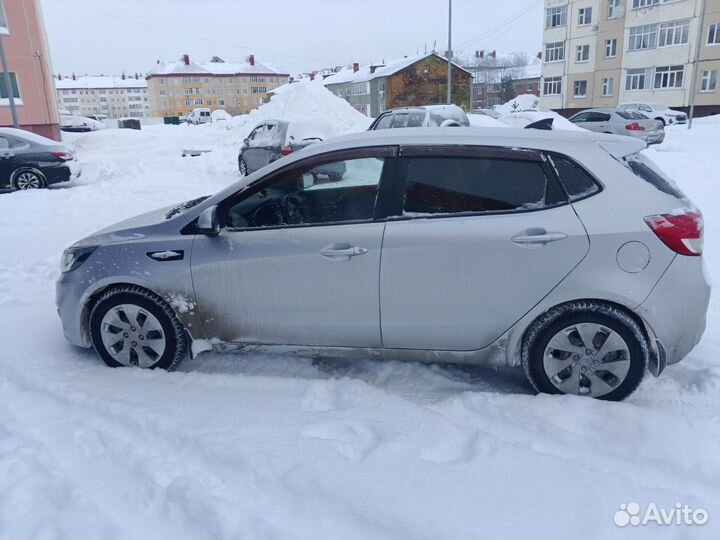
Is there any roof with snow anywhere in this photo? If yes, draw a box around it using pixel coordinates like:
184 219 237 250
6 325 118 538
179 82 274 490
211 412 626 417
147 56 289 77
55 76 147 89
323 53 472 86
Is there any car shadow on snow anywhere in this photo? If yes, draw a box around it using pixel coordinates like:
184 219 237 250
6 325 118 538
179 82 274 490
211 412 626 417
179 351 534 401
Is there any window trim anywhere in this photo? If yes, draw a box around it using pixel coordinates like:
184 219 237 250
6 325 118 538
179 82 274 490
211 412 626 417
384 146 569 222
216 146 399 231
578 7 593 26
604 38 617 58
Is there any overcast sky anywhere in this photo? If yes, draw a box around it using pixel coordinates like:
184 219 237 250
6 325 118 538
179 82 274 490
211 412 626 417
40 0 543 76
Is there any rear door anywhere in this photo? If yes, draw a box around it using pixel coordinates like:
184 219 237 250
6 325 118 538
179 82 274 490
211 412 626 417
379 146 590 351
243 124 267 172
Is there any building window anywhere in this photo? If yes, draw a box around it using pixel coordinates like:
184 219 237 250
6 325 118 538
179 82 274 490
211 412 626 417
544 41 565 62
0 0 8 35
576 44 590 62
578 7 592 26
194 98 203 105
605 38 618 57
654 65 684 89
250 76 266 83
251 86 267 94
608 0 622 19
709 23 720 45
701 70 717 92
219 99 225 105
185 99 192 106
184 88 193 95
351 82 370 95
573 80 588 97
632 0 659 6
543 77 562 95
601 77 614 96
0 72 20 101
658 20 690 47
629 24 657 51
626 68 649 90
545 6 567 28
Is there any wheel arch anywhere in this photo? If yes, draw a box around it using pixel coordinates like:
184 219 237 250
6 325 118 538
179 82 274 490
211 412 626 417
11 166 47 189
80 282 193 351
510 297 659 372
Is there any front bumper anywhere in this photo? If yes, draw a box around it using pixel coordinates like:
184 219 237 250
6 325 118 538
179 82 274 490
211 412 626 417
55 269 92 348
636 255 711 365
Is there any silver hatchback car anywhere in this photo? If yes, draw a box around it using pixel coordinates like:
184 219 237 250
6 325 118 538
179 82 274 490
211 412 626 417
56 128 710 401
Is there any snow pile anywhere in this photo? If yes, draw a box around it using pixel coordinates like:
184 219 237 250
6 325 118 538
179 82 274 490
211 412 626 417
467 113 509 128
232 83 372 134
493 93 541 115
0 118 719 539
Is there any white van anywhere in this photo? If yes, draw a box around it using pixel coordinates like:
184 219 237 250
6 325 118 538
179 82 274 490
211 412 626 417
188 108 212 125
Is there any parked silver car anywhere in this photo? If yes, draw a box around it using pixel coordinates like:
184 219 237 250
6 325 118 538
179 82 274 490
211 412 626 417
56 128 709 401
568 108 665 145
368 105 470 130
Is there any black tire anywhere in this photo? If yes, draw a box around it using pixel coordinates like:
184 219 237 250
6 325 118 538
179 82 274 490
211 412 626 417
89 286 188 370
238 156 248 176
12 168 47 190
522 301 648 401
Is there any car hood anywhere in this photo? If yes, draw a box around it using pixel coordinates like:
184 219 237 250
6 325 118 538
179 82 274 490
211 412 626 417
71 204 176 248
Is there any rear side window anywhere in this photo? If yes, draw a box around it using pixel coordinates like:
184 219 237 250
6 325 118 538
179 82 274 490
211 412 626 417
623 153 685 198
551 156 600 200
392 114 409 128
406 111 426 127
402 157 550 215
373 114 393 130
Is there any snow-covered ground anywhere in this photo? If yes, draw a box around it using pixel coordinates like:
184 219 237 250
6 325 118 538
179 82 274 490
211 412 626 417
1 92 719 538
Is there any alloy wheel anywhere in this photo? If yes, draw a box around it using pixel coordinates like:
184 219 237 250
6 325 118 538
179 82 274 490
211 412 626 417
15 171 42 190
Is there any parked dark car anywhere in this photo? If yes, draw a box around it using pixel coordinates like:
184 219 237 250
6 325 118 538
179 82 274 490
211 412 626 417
0 128 79 191
238 119 345 180
368 105 470 130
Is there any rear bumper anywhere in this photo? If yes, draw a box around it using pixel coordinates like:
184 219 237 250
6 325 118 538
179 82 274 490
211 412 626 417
636 255 711 365
646 131 665 145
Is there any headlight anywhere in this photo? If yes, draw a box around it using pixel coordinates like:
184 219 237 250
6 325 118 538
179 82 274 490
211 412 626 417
60 246 97 273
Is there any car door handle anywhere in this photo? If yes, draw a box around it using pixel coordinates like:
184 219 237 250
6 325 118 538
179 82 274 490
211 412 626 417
511 231 567 246
320 243 368 260
0 152 13 159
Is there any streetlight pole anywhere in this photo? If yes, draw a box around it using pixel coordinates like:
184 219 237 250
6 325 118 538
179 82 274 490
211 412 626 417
687 0 708 129
0 36 19 128
447 0 452 104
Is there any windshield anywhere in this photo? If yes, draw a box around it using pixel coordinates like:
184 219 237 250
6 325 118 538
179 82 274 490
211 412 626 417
164 195 211 219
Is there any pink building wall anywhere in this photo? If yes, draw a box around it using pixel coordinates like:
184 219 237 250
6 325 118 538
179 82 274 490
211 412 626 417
0 0 60 140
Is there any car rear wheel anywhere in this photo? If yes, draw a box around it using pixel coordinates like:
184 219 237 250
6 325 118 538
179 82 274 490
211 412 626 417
89 286 188 370
13 169 46 190
655 117 666 126
238 156 248 176
522 301 648 401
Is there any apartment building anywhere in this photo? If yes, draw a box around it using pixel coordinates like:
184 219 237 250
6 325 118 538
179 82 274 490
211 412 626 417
146 55 289 118
0 0 60 139
56 75 150 119
540 0 720 114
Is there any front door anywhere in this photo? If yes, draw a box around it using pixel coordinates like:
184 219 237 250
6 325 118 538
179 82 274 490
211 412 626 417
380 146 590 351
191 148 395 347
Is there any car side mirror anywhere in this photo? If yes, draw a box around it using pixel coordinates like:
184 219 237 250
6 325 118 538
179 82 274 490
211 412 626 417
197 205 220 236
243 138 249 146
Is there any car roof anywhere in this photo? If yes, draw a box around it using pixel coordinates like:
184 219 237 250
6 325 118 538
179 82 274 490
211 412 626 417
382 104 463 114
0 127 59 146
278 127 643 161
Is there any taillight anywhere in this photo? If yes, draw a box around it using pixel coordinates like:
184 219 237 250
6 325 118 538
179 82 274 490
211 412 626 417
625 122 645 131
644 210 703 256
280 146 293 156
53 151 73 161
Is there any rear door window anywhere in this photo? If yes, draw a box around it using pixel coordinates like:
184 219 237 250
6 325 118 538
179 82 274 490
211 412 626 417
392 114 409 128
406 111 426 127
622 153 685 198
400 155 553 215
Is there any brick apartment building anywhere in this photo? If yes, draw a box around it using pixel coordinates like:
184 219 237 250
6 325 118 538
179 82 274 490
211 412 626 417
0 0 60 139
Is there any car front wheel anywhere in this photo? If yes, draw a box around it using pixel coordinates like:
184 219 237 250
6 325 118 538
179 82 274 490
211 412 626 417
238 156 248 176
89 286 188 370
522 301 648 401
